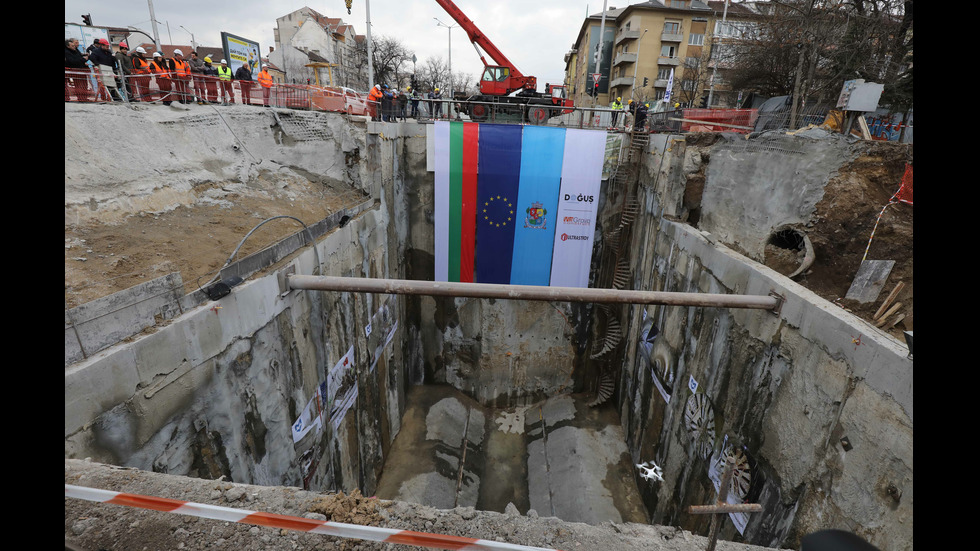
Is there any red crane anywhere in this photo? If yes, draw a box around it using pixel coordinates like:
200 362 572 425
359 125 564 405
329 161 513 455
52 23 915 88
434 0 573 123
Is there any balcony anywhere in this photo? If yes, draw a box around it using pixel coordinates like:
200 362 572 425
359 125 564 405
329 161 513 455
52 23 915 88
612 52 637 67
615 30 642 46
610 75 636 88
658 56 681 66
654 78 670 88
661 31 683 43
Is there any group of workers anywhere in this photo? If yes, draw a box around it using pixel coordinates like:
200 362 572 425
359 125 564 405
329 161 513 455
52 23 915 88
367 84 447 122
65 38 276 106
610 97 650 131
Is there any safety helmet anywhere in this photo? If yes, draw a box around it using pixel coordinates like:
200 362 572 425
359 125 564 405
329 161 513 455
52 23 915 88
435 87 440 92
153 52 163 58
374 84 380 89
220 59 227 64
674 103 680 108
135 47 146 54
645 103 650 107
98 39 109 45
119 41 128 49
406 86 411 91
204 56 212 63
262 64 268 68
628 99 634 103
617 97 621 101
173 48 183 55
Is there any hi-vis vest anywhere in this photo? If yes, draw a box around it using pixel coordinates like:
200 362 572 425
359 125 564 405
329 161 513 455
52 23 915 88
257 70 273 88
218 66 232 81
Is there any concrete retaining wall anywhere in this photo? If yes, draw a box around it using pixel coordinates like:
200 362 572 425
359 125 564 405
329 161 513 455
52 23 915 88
616 132 912 550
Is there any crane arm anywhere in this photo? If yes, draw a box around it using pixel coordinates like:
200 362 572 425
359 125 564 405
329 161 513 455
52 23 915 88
434 0 526 80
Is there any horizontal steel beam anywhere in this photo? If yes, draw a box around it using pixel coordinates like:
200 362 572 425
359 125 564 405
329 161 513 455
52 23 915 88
287 275 781 311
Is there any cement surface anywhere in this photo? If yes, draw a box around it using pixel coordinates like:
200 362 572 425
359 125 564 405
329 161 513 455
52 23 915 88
375 385 648 525
66 458 776 551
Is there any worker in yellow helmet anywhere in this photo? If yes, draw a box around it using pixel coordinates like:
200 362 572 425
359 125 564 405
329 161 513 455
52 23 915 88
611 96 624 128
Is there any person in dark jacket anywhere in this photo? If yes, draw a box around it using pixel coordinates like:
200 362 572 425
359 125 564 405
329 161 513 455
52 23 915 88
114 41 133 101
235 63 254 105
65 38 89 101
188 51 206 104
380 84 393 122
397 88 408 121
201 56 219 104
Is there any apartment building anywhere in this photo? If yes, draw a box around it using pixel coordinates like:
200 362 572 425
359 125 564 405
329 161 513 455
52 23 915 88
565 1 756 109
269 7 368 89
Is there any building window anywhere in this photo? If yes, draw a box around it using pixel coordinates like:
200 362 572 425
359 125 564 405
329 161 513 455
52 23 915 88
661 45 677 58
658 68 672 80
664 22 681 34
682 79 695 91
668 0 688 7
689 33 704 46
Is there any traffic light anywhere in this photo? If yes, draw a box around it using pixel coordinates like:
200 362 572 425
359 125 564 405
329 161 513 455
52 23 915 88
699 93 709 108
82 13 93 26
642 77 649 87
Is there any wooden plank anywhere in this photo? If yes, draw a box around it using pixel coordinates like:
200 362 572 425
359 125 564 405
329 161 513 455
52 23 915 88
873 281 905 320
844 260 895 303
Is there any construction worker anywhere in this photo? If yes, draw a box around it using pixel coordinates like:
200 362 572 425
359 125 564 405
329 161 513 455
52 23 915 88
429 87 442 118
201 57 218 104
217 59 234 104
636 102 649 131
114 41 133 101
409 86 420 119
367 84 383 121
611 96 624 128
170 49 191 104
257 64 274 106
149 52 172 105
188 51 206 104
130 47 151 102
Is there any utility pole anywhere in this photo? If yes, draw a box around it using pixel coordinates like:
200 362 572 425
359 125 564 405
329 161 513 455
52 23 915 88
631 29 649 105
435 18 458 119
147 0 162 53
592 0 608 108
365 0 374 88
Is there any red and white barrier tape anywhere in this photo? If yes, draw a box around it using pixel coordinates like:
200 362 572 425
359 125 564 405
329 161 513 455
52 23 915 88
65 484 562 551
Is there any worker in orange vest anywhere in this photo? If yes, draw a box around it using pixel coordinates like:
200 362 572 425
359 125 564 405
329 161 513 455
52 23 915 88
130 47 151 102
170 49 192 104
367 84 383 121
257 64 274 107
148 52 172 105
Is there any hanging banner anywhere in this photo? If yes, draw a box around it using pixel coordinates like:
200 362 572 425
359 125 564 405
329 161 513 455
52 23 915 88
550 129 607 288
475 124 523 284
510 126 565 285
432 123 607 287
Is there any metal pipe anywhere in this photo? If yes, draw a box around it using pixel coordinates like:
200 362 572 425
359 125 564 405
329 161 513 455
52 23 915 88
286 275 781 311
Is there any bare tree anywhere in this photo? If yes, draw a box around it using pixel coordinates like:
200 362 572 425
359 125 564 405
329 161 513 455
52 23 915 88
723 0 911 127
371 35 414 87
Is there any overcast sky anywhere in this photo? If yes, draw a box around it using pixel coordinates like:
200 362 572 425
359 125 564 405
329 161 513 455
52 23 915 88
65 0 607 89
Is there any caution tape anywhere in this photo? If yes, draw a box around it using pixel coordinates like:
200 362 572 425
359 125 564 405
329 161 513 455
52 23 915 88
65 484 562 551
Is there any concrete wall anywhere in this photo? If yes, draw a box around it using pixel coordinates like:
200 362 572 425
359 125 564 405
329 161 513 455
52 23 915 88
614 132 912 550
65 106 409 497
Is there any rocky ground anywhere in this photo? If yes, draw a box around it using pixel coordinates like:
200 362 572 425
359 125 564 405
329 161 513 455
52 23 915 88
66 459 773 551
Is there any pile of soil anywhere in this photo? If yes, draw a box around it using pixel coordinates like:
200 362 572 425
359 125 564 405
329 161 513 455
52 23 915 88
801 140 913 339
65 168 366 309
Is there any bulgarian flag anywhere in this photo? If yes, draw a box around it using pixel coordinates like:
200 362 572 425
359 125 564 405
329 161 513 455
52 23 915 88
434 121 479 282
434 121 605 286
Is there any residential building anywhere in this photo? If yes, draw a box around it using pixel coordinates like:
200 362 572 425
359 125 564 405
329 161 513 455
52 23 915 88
565 1 757 109
268 7 368 89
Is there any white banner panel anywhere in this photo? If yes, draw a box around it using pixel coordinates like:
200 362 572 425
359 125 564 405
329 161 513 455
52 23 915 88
433 122 451 281
549 129 607 288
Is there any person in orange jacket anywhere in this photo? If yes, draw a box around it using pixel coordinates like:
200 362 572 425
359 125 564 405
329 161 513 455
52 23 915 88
367 84 383 121
170 49 191 104
257 64 274 107
148 51 172 105
130 47 151 102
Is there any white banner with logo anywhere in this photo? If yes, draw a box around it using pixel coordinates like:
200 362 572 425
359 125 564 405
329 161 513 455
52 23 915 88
549 129 607 287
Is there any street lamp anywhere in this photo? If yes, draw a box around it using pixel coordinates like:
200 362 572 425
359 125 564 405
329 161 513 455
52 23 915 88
434 17 458 119
630 29 649 105
180 25 198 52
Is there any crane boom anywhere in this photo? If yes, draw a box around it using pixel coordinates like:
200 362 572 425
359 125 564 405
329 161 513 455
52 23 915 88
435 0 534 91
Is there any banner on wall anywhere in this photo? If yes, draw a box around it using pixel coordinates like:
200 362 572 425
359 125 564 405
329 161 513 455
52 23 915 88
433 122 606 287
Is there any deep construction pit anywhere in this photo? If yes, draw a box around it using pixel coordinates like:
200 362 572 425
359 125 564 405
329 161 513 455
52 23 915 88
65 103 913 551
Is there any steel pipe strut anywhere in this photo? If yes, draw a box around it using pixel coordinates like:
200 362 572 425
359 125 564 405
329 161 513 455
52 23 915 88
286 275 781 311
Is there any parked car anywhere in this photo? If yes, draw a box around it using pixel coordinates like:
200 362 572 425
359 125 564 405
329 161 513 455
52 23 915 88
340 87 369 116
